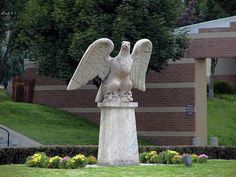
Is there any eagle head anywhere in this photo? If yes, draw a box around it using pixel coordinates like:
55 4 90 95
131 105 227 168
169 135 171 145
121 41 130 51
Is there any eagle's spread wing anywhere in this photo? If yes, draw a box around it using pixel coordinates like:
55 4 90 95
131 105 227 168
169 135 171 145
67 38 114 90
130 39 152 91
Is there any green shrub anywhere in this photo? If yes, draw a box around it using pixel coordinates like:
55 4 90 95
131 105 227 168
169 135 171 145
25 152 93 169
172 154 183 164
25 152 48 168
139 150 211 164
139 151 158 163
139 152 149 163
47 156 62 168
214 81 234 94
69 154 88 169
150 154 160 163
87 156 97 164
159 150 179 164
191 154 199 162
59 156 71 169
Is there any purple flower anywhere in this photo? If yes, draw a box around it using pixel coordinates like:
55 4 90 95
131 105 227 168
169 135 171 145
199 154 208 158
60 156 71 162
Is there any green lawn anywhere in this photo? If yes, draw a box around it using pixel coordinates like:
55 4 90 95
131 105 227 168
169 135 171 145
208 94 236 146
0 160 235 177
0 89 151 145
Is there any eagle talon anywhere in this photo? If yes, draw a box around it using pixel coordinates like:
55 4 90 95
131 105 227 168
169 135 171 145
120 92 129 102
104 92 121 102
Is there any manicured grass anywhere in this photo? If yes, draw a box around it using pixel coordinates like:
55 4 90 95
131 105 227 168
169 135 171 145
0 89 151 145
208 94 236 146
0 160 235 177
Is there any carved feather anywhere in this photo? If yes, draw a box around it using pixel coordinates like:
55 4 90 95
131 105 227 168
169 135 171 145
130 39 152 91
67 38 114 90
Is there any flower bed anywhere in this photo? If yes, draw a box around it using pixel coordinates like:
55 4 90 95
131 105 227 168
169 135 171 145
139 150 208 164
26 152 96 169
26 150 208 169
1 146 235 165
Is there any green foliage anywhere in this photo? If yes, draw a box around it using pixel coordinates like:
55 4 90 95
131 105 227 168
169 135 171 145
25 152 48 168
139 150 210 164
0 88 10 101
208 94 236 146
47 156 62 169
58 156 71 169
158 150 179 164
213 81 234 94
0 54 24 85
69 154 88 169
191 153 199 162
12 0 187 82
0 0 26 84
139 151 158 163
179 0 236 27
139 152 149 163
26 153 91 169
172 154 183 164
87 155 97 165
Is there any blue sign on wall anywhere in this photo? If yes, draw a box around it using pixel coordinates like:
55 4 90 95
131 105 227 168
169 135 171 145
186 104 194 116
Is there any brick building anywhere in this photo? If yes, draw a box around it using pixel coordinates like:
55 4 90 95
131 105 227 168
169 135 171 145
19 16 236 146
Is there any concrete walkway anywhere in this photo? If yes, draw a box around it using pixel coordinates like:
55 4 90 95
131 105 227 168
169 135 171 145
0 124 42 147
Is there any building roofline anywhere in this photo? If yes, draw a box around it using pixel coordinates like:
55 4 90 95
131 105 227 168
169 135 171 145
175 16 236 34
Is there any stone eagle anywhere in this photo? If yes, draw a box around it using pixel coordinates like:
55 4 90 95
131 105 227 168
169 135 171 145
67 38 152 102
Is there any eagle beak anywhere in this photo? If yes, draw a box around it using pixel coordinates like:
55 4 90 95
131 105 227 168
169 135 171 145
124 44 128 49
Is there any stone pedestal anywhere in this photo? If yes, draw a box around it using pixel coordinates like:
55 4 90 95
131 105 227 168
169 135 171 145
97 102 139 166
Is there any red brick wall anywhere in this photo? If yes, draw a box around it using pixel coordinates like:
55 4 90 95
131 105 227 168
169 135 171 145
185 37 236 58
23 68 66 85
146 64 195 83
133 88 194 107
33 90 97 107
136 113 195 131
141 137 193 146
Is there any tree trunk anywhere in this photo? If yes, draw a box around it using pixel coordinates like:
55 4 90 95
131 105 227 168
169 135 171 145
208 58 218 97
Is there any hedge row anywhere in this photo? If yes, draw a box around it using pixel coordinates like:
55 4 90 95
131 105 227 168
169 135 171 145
0 145 236 165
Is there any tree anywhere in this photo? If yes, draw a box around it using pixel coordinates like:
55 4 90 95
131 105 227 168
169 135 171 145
11 0 188 85
208 58 218 97
177 0 236 27
0 0 26 86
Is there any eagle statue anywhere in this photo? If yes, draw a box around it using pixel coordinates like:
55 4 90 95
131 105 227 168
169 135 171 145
67 38 152 102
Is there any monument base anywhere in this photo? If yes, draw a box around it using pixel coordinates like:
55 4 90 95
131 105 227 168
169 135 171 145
97 102 139 166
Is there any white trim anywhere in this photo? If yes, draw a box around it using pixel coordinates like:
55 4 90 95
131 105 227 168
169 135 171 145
189 32 236 39
138 131 196 137
60 106 195 113
35 85 97 91
35 82 195 91
60 107 99 113
146 83 195 89
137 107 193 113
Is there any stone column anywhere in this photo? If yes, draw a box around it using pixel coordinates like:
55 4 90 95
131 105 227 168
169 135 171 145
195 58 207 145
97 102 139 166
